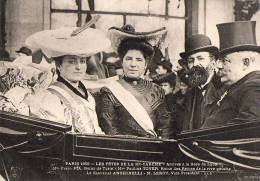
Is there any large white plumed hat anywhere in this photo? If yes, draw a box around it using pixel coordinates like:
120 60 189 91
25 26 111 59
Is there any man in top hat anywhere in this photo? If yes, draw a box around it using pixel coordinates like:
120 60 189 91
179 34 223 131
97 24 175 138
202 21 260 128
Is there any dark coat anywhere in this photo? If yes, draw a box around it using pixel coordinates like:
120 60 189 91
181 74 225 131
202 71 260 128
164 93 179 134
172 91 187 133
96 77 175 139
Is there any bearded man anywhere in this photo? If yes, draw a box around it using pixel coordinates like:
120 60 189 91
179 34 224 131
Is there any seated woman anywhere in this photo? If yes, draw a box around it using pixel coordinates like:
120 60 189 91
97 25 175 138
26 26 110 134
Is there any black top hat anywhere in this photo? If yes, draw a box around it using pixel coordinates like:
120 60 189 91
217 21 260 56
16 46 32 56
156 58 173 71
180 34 218 59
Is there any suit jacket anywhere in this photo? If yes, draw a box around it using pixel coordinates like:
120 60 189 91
96 77 175 138
202 71 260 128
181 74 224 131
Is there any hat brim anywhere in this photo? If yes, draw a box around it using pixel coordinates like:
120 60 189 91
180 46 219 59
108 27 167 53
219 44 260 56
26 27 111 59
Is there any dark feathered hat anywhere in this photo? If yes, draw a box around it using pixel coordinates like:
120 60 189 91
16 46 32 56
153 72 176 88
108 24 167 60
156 58 173 72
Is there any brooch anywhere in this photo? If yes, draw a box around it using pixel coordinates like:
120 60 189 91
217 91 228 106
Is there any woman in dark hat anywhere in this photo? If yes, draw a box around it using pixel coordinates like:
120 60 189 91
97 24 175 138
153 72 179 133
155 58 173 75
16 46 32 57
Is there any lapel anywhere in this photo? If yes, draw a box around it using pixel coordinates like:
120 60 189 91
204 82 222 106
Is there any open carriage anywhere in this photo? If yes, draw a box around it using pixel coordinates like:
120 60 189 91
1 110 260 180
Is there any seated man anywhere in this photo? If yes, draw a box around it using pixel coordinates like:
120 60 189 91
25 26 111 134
97 25 174 138
178 34 223 131
202 21 260 128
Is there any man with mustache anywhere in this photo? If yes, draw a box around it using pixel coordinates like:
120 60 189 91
179 34 223 131
202 21 260 128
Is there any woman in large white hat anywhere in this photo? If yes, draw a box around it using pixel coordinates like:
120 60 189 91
26 26 110 134
97 25 175 138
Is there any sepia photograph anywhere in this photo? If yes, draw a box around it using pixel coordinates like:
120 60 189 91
1 0 260 180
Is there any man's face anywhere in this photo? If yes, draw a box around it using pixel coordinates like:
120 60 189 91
160 82 173 95
217 52 245 85
155 65 168 75
57 55 87 83
187 51 212 69
185 51 214 87
122 49 147 79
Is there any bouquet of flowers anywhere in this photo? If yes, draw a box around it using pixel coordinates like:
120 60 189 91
0 60 54 115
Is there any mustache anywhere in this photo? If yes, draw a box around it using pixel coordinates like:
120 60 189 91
186 66 209 88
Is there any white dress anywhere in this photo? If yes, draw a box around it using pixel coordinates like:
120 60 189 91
29 80 104 134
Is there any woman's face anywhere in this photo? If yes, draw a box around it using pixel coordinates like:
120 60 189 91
57 55 87 83
155 65 168 75
160 82 173 95
179 82 188 95
122 49 147 79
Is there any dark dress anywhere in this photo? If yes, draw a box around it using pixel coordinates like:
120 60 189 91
96 77 175 139
202 71 260 128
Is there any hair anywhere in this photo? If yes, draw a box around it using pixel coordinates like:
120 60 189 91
118 38 154 62
53 56 65 67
